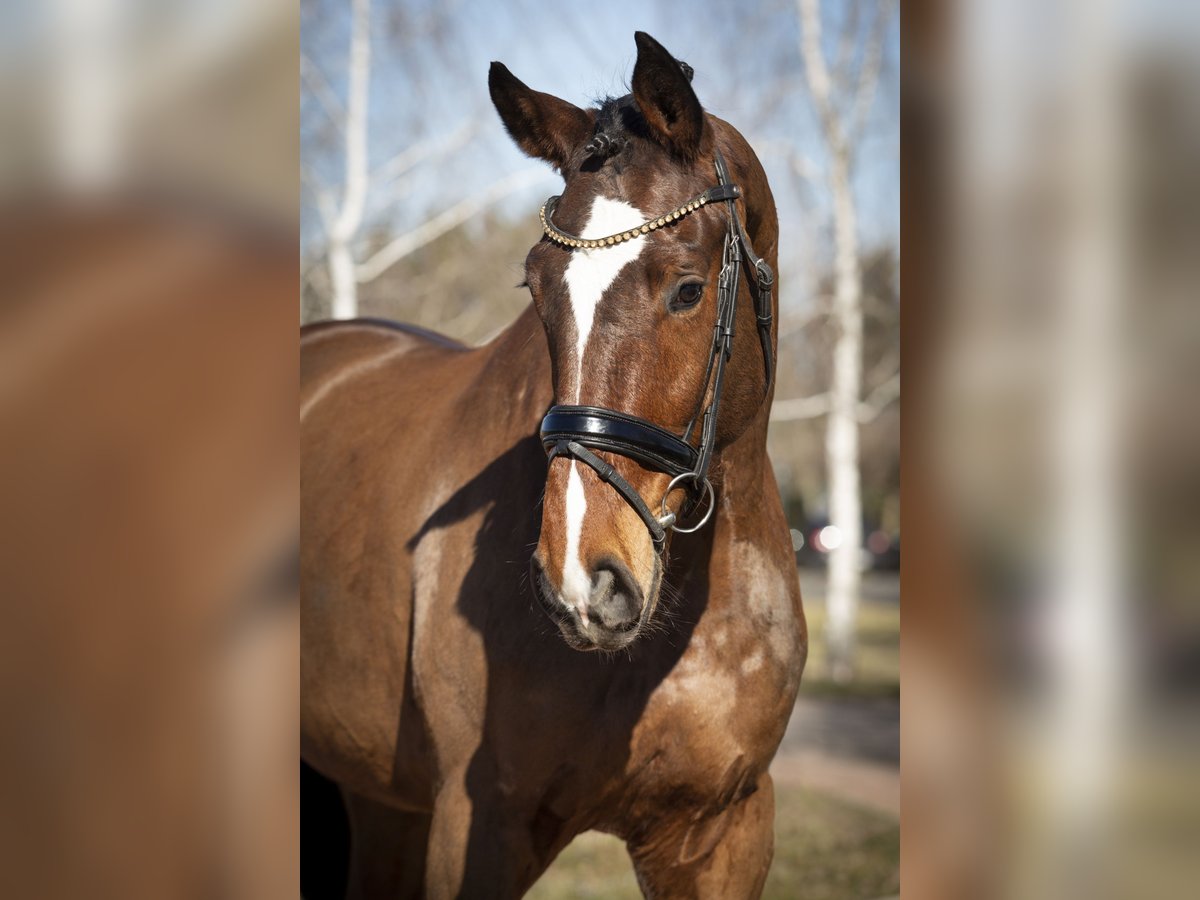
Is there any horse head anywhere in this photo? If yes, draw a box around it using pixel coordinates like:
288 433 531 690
490 32 778 651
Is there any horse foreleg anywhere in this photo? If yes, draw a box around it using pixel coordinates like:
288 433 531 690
424 772 545 900
627 774 776 900
343 792 431 900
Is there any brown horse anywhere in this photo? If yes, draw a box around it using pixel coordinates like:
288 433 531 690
302 32 806 899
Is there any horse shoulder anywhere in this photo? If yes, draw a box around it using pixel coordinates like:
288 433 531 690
626 535 804 813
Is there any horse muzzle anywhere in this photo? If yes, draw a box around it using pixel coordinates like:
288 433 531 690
530 554 648 652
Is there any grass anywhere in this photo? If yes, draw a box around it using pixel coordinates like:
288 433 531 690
527 785 899 900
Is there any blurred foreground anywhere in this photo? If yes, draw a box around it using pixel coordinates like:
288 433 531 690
903 1 1200 898
0 3 298 899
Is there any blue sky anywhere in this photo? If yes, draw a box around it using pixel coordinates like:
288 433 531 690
302 0 899 299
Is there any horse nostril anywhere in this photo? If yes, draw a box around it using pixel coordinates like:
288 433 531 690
590 567 614 600
588 558 643 631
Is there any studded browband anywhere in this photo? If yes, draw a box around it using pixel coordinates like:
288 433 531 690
539 183 742 250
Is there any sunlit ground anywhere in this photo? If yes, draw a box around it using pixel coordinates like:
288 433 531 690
529 571 901 898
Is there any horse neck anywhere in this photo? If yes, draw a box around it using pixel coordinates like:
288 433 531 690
481 302 553 423
720 396 773 512
671 397 774 580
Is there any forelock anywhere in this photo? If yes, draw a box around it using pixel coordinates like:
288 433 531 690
582 95 653 162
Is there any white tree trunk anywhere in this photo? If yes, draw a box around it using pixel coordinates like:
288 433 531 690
798 0 889 682
328 0 371 319
329 238 358 321
824 152 863 682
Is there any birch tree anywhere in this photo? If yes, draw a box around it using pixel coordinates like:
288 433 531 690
321 0 371 320
301 0 553 322
797 0 894 681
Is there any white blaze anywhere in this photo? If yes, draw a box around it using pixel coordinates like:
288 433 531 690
558 196 647 610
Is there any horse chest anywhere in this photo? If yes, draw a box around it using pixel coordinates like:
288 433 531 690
629 626 793 788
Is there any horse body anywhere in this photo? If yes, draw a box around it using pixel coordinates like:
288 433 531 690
303 32 806 899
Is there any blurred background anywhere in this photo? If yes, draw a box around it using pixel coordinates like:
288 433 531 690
300 1 900 895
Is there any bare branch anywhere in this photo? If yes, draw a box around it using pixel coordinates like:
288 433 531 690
776 307 829 341
748 137 822 184
301 165 337 234
833 1 861 89
847 0 894 148
301 53 345 132
771 370 899 425
797 0 845 155
771 393 833 422
356 168 553 283
369 118 477 187
865 343 900 386
332 0 371 244
857 371 901 423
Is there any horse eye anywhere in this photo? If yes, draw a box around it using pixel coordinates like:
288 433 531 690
671 281 704 311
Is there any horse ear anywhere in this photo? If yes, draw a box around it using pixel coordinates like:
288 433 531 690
631 32 706 161
488 62 593 172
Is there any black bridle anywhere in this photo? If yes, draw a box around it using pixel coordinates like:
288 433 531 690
538 150 775 551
